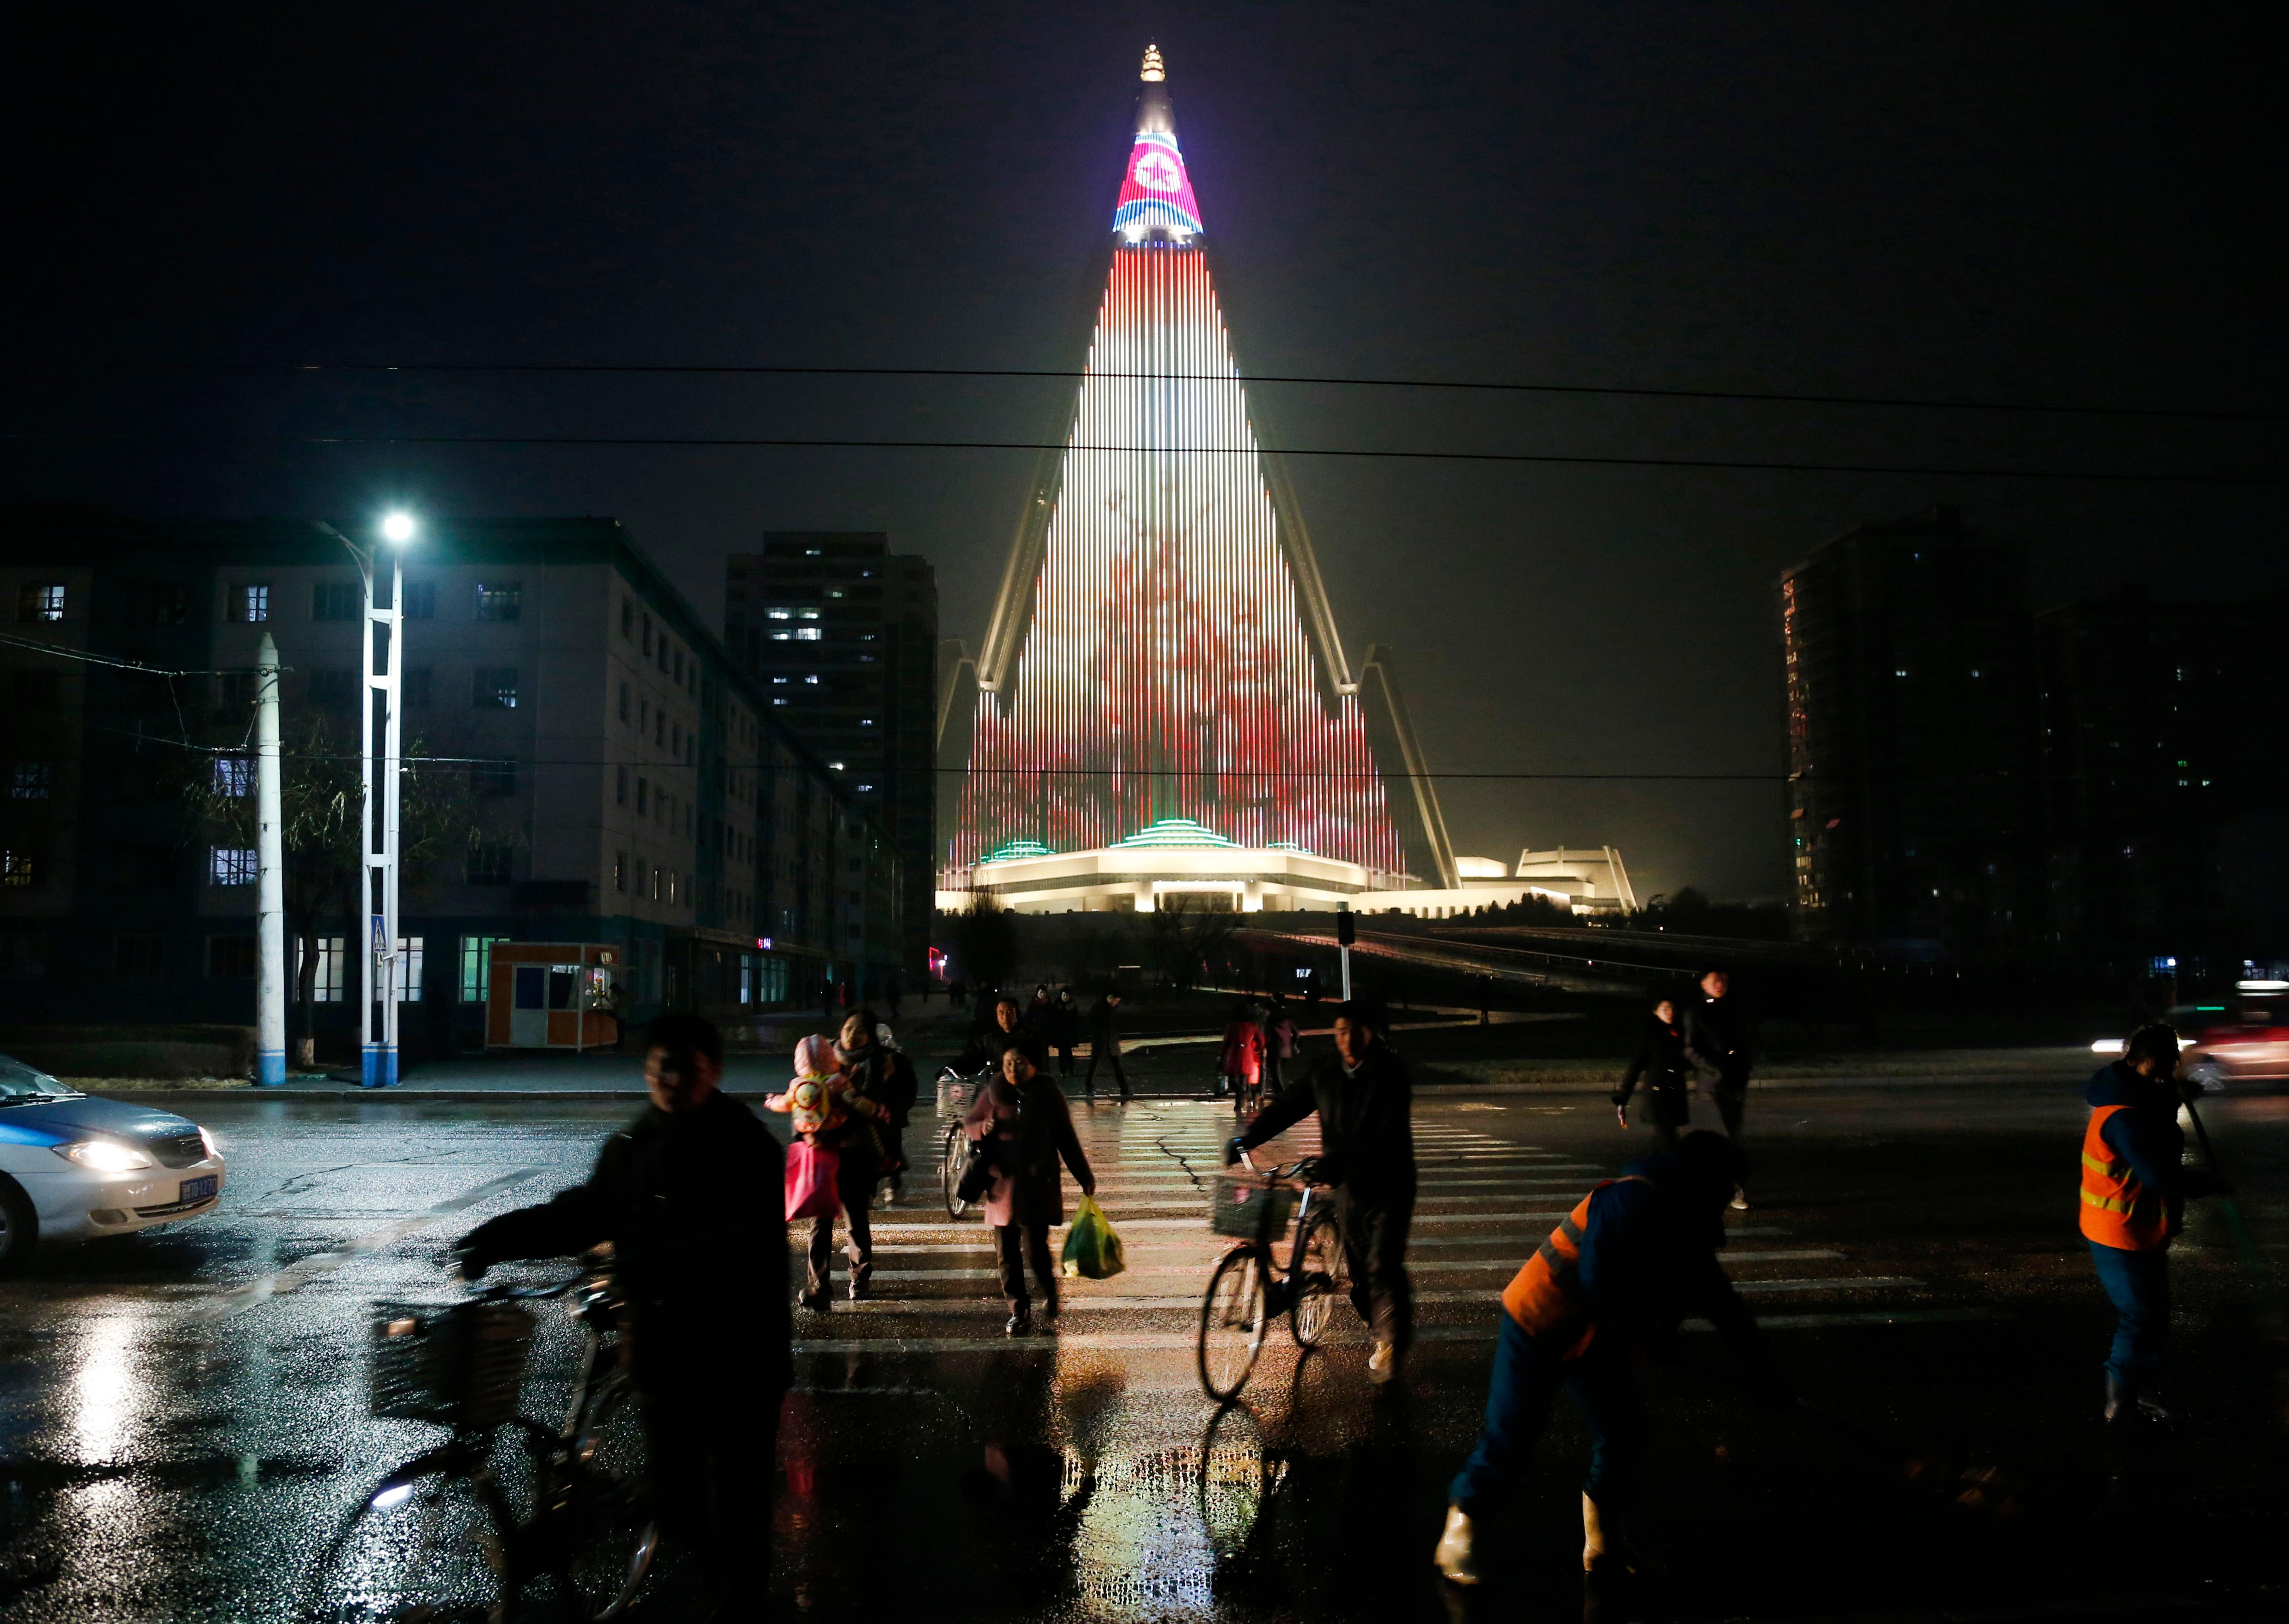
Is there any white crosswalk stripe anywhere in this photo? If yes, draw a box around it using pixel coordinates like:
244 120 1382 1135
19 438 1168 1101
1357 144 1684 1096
787 1102 1942 1348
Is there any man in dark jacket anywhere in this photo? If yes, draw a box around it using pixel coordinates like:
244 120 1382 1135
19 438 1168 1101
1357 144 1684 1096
1230 1002 1416 1383
1684 968 1755 1208
454 1013 784 1618
1084 990 1130 1103
960 994 1049 1075
838 1008 918 1208
1433 1133 1787 1586
2079 1023 2224 1421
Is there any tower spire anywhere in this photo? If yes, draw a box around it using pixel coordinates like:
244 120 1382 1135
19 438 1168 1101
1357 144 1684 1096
1114 44 1201 240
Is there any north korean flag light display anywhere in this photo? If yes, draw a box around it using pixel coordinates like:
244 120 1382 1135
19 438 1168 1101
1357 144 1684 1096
950 48 1405 876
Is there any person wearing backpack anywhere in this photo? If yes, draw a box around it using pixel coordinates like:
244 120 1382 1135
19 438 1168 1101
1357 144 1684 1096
963 1040 1095 1335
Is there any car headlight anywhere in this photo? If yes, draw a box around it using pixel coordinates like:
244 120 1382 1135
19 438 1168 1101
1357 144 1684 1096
54 1139 157 1174
198 1126 220 1159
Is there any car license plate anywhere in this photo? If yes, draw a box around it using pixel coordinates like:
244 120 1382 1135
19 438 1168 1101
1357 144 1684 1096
179 1176 219 1203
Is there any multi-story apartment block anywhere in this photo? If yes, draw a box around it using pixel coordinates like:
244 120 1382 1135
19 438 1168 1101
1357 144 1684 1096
725 533 936 982
0 507 900 1054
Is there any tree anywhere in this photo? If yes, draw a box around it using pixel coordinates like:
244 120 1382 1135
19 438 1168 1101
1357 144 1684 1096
184 712 489 1065
1146 894 1242 995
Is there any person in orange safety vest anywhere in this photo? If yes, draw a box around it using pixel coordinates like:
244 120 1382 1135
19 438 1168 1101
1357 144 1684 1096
2081 1023 2224 1422
1433 1131 1790 1587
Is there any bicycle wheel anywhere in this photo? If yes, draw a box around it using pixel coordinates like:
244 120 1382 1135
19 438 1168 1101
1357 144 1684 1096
1290 1207 1350 1348
305 1460 515 1623
1197 1247 1268 1402
559 1368 659 1620
942 1125 973 1219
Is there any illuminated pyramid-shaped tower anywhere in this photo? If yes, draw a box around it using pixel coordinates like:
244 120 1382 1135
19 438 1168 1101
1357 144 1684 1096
939 46 1459 909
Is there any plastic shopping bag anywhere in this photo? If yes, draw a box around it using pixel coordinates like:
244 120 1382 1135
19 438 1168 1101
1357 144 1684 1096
785 1138 842 1222
1060 1194 1126 1280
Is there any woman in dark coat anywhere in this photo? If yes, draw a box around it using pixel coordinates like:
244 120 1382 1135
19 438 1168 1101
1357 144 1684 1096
1614 996 1692 1148
964 1041 1095 1335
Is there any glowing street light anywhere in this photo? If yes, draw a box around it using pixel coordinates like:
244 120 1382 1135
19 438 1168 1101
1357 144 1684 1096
380 510 417 546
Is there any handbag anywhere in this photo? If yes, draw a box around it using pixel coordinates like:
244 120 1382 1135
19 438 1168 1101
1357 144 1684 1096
955 1133 996 1205
785 1137 842 1222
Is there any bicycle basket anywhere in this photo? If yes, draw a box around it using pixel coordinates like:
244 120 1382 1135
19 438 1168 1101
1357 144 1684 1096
1209 1178 1294 1242
370 1300 537 1428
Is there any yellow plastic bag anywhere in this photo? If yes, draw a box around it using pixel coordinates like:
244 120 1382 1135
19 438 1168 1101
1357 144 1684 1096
1060 1194 1126 1280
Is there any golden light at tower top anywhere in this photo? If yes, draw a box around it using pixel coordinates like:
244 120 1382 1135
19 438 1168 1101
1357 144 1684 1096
1140 43 1165 82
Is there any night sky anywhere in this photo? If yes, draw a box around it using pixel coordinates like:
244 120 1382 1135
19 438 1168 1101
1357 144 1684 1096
10 4 2282 901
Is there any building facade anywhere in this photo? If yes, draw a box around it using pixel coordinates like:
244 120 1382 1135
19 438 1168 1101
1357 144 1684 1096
935 47 1480 907
0 508 900 1053
724 534 936 982
1780 507 2040 948
2036 584 2289 950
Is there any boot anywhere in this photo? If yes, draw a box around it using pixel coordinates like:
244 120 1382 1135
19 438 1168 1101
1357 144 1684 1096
1432 1505 1480 1585
1582 1492 1633 1574
2103 1371 2132 1423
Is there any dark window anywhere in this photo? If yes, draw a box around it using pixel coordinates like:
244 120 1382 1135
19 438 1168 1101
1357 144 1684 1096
0 935 47 976
312 581 362 621
114 845 175 890
402 667 433 709
217 671 257 714
310 669 359 709
18 585 65 622
469 759 517 797
614 850 628 892
401 580 436 620
120 671 176 714
622 599 635 640
11 671 60 711
636 777 648 814
228 584 270 622
126 580 191 625
10 762 51 799
673 650 683 683
616 766 629 806
618 682 630 724
114 934 164 977
475 582 521 622
472 667 518 709
642 616 652 655
466 844 515 885
206 934 257 978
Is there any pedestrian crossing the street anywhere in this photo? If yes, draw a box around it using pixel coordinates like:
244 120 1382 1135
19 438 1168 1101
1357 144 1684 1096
788 1101 1976 1357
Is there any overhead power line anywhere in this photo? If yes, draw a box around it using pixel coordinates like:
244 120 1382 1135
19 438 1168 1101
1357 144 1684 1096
1 431 2277 486
5 359 2282 424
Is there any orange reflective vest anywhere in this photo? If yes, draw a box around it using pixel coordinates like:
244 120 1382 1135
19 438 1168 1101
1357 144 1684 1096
2079 1104 2172 1252
1501 1176 1649 1358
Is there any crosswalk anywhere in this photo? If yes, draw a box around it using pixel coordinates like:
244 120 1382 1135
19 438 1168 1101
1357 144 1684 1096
787 1101 1976 1357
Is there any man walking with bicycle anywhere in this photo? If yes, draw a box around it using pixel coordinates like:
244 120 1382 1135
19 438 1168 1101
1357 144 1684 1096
455 1014 785 1621
1228 1001 1416 1385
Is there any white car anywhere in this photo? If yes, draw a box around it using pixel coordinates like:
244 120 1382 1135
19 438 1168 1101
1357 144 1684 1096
0 1052 227 1270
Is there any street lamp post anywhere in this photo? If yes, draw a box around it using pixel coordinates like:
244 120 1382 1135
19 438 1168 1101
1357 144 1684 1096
345 512 415 1088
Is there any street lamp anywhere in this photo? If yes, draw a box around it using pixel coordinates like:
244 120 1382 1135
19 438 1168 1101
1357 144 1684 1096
335 511 416 1086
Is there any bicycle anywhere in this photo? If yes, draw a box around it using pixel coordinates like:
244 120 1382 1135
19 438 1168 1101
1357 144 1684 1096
304 1266 657 1622
938 1062 993 1218
1196 1157 1350 1402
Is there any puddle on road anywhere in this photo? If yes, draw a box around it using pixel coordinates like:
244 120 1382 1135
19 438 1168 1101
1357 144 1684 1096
1063 1407 1288 1616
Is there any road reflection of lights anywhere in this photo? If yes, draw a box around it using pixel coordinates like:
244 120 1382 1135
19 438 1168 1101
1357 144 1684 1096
73 1314 138 1463
1067 1416 1283 1617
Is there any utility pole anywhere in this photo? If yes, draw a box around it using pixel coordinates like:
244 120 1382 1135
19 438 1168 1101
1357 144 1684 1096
254 632 286 1086
349 511 415 1088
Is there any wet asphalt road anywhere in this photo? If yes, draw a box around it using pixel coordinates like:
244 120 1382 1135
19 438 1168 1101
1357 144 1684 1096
2 1074 2286 1623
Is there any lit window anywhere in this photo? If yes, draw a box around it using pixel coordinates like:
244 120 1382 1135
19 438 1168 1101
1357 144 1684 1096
2 850 38 888
773 698 788 706
804 675 819 686
768 609 791 621
473 667 519 709
828 761 845 771
795 627 821 641
859 718 875 727
772 676 789 684
475 582 522 622
212 757 253 797
396 937 425 1001
231 584 271 623
301 936 347 1001
460 935 507 1001
770 632 791 642
19 584 65 622
1893 669 1909 677
210 846 258 886
798 609 819 620
856 783 875 793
